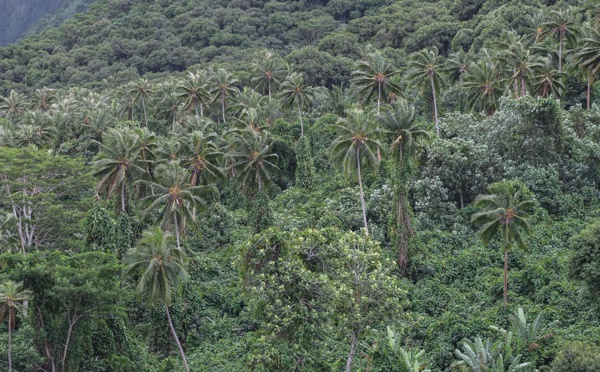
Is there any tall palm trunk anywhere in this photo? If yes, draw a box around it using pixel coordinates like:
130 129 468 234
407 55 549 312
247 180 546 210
7 308 12 372
558 33 563 73
504 248 508 306
165 305 190 372
297 98 304 136
121 182 126 212
356 147 368 234
377 81 381 116
221 91 227 123
429 75 439 136
268 79 272 101
174 214 181 249
141 96 148 128
587 73 593 110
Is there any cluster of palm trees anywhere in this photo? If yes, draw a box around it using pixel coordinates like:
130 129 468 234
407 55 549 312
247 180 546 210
352 8 600 132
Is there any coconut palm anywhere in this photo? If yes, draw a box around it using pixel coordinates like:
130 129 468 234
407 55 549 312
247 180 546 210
533 58 566 98
443 50 472 84
0 280 32 372
30 88 57 113
92 128 145 212
406 47 445 136
0 90 28 119
227 129 279 196
210 68 240 124
177 71 211 119
539 8 582 73
462 60 504 116
124 227 190 372
279 72 314 136
380 101 430 271
350 52 403 116
330 108 384 234
140 163 210 249
130 79 153 127
180 129 224 186
252 49 286 100
573 26 600 109
14 111 58 149
471 181 535 305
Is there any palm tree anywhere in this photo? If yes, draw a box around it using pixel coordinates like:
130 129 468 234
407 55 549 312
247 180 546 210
210 68 240 124
406 47 445 136
279 72 314 136
177 71 211 119
350 52 403 116
140 163 210 249
0 90 28 119
533 58 566 98
251 49 285 100
0 280 32 372
180 129 224 186
574 26 600 109
380 102 429 271
471 181 535 305
130 79 153 127
227 129 279 196
14 111 58 149
540 9 581 73
462 60 504 116
93 128 145 212
443 50 472 84
124 227 190 372
495 32 544 98
330 108 383 234
30 88 57 113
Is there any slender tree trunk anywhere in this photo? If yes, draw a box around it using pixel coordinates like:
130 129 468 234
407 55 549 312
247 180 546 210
558 34 563 74
8 309 12 372
165 305 190 372
221 92 226 123
377 81 381 116
200 103 204 118
430 75 439 136
504 249 508 306
345 328 359 372
587 74 592 110
297 98 304 136
174 213 181 250
268 79 272 101
356 148 368 235
121 182 126 212
194 102 199 120
141 96 148 128
61 314 80 372
521 75 526 98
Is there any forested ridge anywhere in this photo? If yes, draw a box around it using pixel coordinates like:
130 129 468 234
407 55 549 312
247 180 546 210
1 0 600 371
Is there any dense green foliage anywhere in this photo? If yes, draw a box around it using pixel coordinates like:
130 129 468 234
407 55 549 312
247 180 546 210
1 0 600 371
